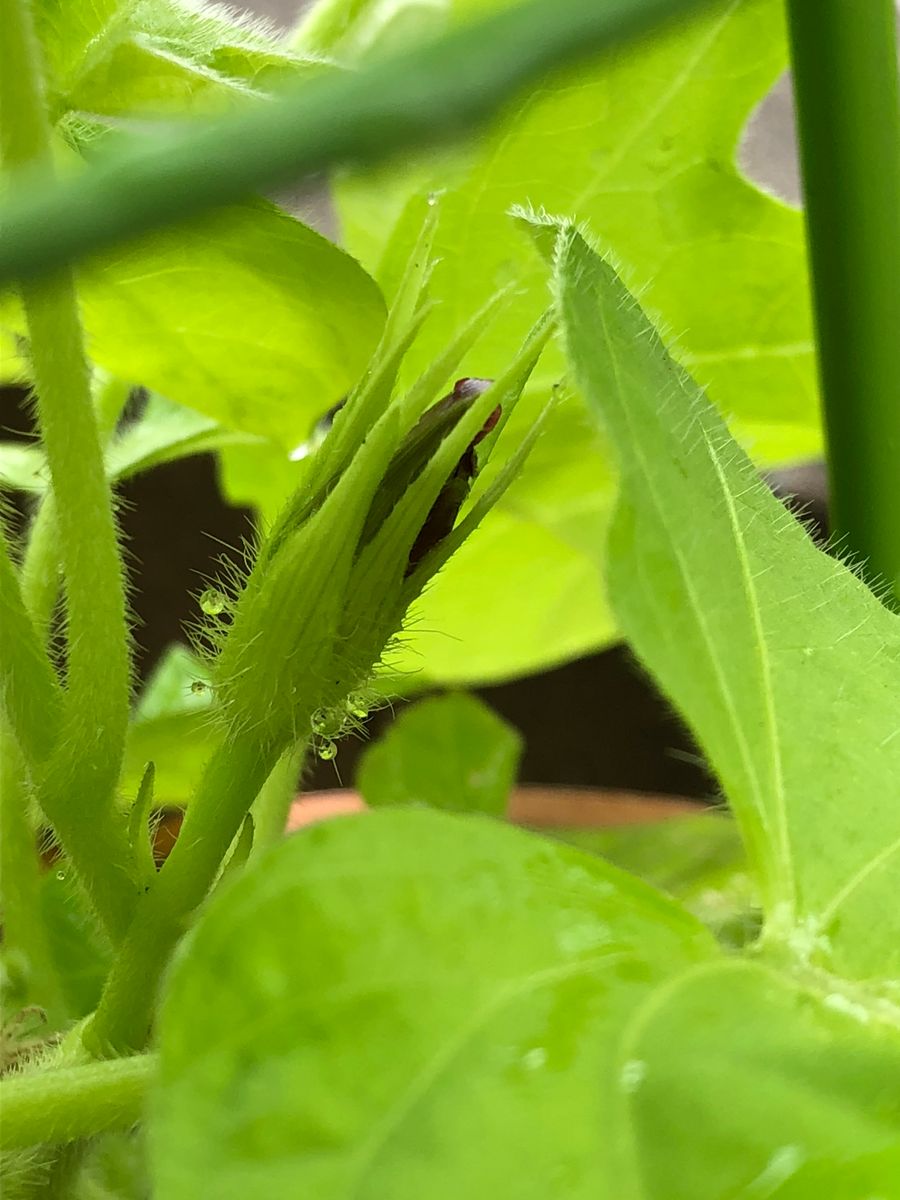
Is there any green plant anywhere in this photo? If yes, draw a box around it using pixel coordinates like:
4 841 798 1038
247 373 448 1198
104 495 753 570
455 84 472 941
2 0 900 1196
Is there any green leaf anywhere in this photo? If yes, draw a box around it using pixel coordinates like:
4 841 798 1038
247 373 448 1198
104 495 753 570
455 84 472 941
1 393 255 494
39 870 112 1019
357 692 521 816
765 1143 900 1199
335 0 812 682
152 809 715 1198
550 813 758 939
0 327 28 384
77 200 386 446
555 222 900 984
123 644 219 807
621 961 900 1199
106 393 265 479
0 441 44 492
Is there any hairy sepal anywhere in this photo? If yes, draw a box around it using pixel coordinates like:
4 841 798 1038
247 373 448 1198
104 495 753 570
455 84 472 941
212 410 400 750
346 313 555 648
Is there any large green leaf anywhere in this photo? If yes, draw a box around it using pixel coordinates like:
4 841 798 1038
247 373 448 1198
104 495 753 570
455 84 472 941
357 692 521 815
151 809 715 1198
622 960 900 1199
323 0 812 684
556 223 900 984
77 200 385 446
1 199 386 445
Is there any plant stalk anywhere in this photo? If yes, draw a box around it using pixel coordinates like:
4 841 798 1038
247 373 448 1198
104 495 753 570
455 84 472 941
786 0 900 599
0 1054 154 1150
86 736 276 1053
0 718 68 1026
250 741 307 856
0 0 713 285
0 0 137 940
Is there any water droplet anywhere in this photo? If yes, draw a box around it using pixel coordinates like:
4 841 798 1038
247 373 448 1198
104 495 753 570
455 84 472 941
310 708 330 735
521 1047 546 1071
619 1059 646 1093
55 870 66 882
199 588 226 616
345 693 369 719
557 922 610 956
427 192 438 207
190 680 207 694
317 739 337 762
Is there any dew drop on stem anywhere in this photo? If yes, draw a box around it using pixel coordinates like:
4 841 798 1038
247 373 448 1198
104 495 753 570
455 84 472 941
199 588 227 616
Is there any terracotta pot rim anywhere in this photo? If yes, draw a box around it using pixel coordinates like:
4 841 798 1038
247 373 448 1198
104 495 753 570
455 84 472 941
287 785 705 833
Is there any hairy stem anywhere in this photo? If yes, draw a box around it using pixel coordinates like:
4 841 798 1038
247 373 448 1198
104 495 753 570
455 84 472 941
0 0 137 940
787 0 900 598
86 736 275 1053
0 1054 154 1150
0 718 67 1027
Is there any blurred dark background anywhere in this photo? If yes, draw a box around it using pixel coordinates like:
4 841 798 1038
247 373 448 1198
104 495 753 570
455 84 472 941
0 7 830 800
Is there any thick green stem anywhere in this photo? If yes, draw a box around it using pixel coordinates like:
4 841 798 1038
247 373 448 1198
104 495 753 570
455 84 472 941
20 373 131 635
0 1053 154 1150
0 515 62 766
0 0 712 285
786 0 900 598
19 491 60 635
0 0 137 941
86 737 275 1053
250 742 306 856
0 719 67 1026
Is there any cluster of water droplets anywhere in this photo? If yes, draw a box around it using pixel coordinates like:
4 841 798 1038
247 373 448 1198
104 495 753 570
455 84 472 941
310 693 373 761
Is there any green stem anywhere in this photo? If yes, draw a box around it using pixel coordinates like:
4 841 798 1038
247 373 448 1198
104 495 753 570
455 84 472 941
0 514 62 766
250 742 306 856
0 0 137 941
92 371 132 443
0 1053 154 1150
19 491 60 635
786 0 900 598
0 0 712 285
19 372 131 636
86 737 275 1053
0 718 68 1027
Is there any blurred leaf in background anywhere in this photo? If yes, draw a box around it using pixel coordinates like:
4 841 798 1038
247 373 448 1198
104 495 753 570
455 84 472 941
357 692 522 816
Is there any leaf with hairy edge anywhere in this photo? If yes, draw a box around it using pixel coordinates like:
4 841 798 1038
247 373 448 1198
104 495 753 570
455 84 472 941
36 0 321 123
555 220 900 984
